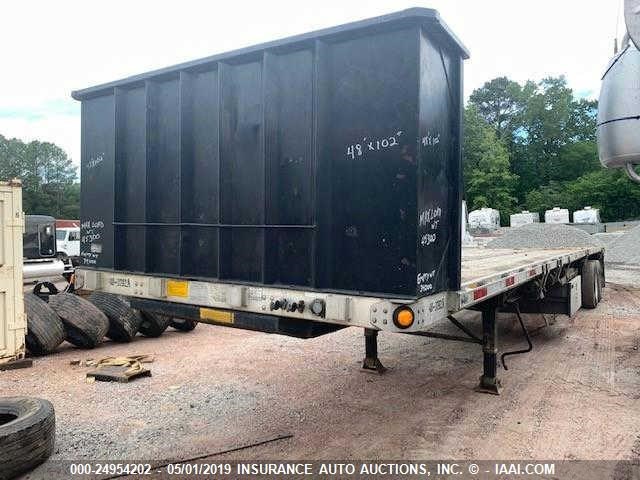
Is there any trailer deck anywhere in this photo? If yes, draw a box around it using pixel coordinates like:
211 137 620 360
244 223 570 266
77 245 604 333
457 246 604 309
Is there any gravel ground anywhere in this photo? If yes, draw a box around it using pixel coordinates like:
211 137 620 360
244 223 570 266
2 285 639 479
607 225 640 265
487 224 604 249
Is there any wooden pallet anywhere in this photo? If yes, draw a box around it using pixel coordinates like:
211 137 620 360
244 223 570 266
0 358 33 371
86 365 151 383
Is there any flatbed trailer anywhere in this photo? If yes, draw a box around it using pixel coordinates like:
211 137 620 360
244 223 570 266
71 8 606 393
76 245 604 393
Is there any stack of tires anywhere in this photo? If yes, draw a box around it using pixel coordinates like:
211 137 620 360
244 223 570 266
24 291 197 356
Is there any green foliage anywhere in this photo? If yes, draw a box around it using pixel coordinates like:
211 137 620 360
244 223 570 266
469 76 600 202
465 75 636 223
523 182 570 217
523 170 640 222
468 77 530 141
0 134 78 218
463 106 518 224
564 169 640 222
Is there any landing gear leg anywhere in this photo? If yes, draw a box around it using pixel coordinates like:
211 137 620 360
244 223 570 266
362 328 386 373
476 305 501 395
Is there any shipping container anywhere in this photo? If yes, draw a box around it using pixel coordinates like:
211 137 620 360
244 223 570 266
0 181 26 365
73 7 468 299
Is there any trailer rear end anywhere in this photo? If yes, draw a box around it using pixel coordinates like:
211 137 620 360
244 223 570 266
72 8 605 392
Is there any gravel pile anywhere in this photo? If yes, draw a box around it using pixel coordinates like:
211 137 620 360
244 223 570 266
606 225 640 265
487 223 604 249
593 232 625 246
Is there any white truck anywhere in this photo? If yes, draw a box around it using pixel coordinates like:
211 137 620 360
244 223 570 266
56 227 81 262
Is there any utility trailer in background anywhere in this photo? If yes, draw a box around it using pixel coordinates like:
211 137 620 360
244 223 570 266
72 8 605 393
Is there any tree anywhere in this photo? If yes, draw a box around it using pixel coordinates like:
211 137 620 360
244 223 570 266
565 169 640 222
523 182 571 217
551 141 600 182
0 134 79 217
463 106 518 224
468 77 532 141
469 75 602 209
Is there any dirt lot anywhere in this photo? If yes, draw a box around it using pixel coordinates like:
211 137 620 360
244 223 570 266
4 282 640 474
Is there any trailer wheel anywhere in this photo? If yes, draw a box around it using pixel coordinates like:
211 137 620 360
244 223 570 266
581 260 603 309
87 292 142 342
170 318 198 332
0 397 55 480
24 293 65 355
48 293 109 348
139 311 171 337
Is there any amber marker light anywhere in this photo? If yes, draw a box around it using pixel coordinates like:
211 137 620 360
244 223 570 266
393 306 414 329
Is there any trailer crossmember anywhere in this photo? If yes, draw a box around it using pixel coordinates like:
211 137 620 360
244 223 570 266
407 315 482 344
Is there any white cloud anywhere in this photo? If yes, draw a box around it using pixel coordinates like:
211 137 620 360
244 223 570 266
0 0 623 163
0 115 80 171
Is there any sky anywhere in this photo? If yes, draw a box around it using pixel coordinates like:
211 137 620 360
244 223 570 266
0 0 624 167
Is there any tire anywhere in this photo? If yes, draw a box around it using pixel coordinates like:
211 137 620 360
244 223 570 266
139 311 171 337
87 292 142 342
170 318 198 332
24 293 64 355
32 282 59 303
0 397 55 480
48 293 109 349
581 260 603 309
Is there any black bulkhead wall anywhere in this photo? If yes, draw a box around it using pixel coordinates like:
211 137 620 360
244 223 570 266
80 95 115 269
114 86 147 272
219 61 265 282
145 80 180 275
263 49 314 287
180 70 221 278
416 29 461 297
323 27 419 296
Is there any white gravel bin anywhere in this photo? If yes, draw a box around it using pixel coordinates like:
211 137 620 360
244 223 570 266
573 206 601 224
545 207 570 224
510 210 540 228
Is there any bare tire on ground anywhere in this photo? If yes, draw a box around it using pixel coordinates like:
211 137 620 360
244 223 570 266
48 293 109 349
581 260 603 309
0 397 55 480
24 293 64 355
139 311 171 337
170 318 198 332
87 292 142 342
